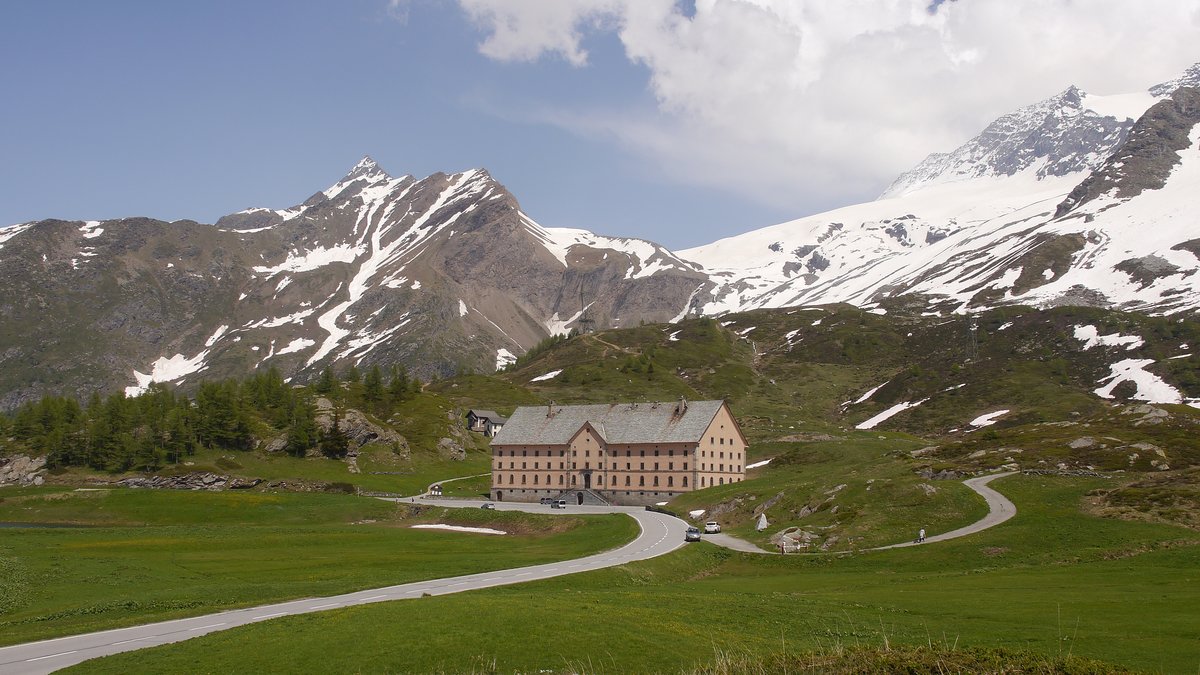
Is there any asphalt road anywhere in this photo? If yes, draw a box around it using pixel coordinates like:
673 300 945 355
865 471 1018 551
701 471 1019 554
0 502 687 675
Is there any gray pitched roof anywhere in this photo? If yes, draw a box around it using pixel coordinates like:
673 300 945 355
491 400 726 446
467 409 507 424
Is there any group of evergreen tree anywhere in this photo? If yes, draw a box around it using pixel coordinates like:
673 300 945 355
314 363 419 418
0 363 422 473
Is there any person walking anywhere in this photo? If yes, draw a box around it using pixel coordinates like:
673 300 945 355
917 528 926 543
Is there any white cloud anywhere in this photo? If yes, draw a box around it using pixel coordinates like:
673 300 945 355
451 0 1200 213
458 0 627 66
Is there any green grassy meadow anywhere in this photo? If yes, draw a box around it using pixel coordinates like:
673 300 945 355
0 487 638 646
5 304 1200 672
64 475 1200 674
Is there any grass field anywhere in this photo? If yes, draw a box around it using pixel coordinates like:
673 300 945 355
37 442 493 497
64 475 1200 673
0 487 639 646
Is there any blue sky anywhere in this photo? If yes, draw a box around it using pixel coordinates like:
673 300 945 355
2 1 1196 249
0 1 788 248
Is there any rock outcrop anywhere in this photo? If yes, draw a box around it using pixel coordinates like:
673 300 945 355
0 454 46 486
115 472 262 491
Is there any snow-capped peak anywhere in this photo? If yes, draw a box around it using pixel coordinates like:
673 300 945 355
880 85 1139 199
883 63 1200 201
1148 61 1200 97
344 155 391 182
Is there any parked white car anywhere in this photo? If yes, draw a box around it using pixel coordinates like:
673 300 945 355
704 521 721 534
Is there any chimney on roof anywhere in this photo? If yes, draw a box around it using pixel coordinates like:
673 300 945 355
675 396 688 416
547 400 555 418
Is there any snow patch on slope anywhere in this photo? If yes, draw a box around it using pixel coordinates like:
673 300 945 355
1073 325 1144 351
0 222 34 249
495 348 517 371
1094 359 1187 405
125 325 229 396
969 410 1010 427
79 220 105 239
855 398 929 430
254 244 362 276
412 524 506 535
276 338 315 356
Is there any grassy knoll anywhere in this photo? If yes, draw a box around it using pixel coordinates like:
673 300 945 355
0 487 638 646
439 472 492 498
670 434 988 551
69 475 1200 674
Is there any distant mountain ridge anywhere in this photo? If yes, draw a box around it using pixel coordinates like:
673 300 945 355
1 62 1198 409
0 159 706 409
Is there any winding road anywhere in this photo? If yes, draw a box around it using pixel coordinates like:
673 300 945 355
0 505 685 675
706 471 1018 553
0 472 1017 673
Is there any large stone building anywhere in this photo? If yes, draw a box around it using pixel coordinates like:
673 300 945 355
489 399 747 506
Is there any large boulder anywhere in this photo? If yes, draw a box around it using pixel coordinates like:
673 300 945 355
0 454 46 486
311 399 409 453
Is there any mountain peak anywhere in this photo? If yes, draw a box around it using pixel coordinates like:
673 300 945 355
343 155 391 182
879 83 1130 198
1149 61 1200 97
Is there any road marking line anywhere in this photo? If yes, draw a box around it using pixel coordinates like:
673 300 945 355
311 603 340 610
188 623 226 631
26 650 77 662
253 612 288 620
359 595 388 601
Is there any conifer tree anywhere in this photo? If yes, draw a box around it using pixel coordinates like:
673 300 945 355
319 410 350 459
364 365 384 413
314 366 336 395
387 365 410 408
286 398 319 457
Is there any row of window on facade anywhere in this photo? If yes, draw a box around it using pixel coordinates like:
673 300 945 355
498 473 742 487
495 447 742 460
497 461 741 473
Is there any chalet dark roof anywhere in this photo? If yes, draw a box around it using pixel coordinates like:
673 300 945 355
491 400 726 446
467 409 507 424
